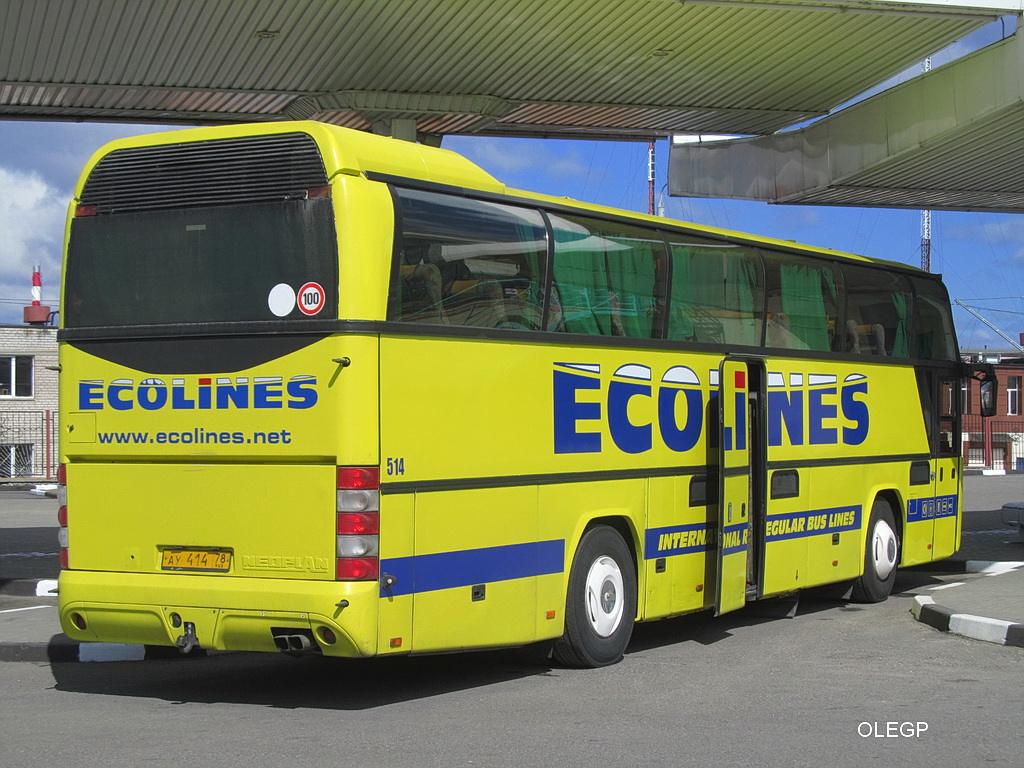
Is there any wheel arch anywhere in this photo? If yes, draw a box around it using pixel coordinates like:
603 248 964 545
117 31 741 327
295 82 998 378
562 514 643 618
580 514 640 574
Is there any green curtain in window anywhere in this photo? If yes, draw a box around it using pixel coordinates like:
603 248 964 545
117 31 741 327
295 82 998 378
552 222 608 334
779 263 831 351
891 291 909 357
725 253 760 346
606 237 657 338
669 245 760 346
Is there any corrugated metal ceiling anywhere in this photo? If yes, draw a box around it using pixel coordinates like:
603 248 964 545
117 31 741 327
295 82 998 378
666 29 1024 212
0 0 1009 139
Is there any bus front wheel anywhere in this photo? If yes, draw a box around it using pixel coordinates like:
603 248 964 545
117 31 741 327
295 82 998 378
553 525 637 668
851 498 899 603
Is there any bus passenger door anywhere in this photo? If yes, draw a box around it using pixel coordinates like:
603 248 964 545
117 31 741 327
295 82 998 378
932 376 961 558
716 358 766 615
909 372 962 563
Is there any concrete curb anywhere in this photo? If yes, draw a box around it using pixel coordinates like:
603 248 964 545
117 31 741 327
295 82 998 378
910 560 1024 648
912 595 1024 648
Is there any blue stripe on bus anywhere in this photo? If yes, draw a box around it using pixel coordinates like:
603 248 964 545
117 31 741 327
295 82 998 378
647 504 866 559
644 523 710 559
907 495 958 522
765 505 861 541
721 522 749 556
379 539 565 598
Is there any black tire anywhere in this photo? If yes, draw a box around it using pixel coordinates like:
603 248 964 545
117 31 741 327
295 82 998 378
553 525 637 668
851 498 900 603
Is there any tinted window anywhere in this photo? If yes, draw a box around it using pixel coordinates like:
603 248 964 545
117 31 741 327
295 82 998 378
762 250 840 352
65 198 338 327
665 236 763 347
910 276 957 361
548 214 666 338
391 189 547 330
842 264 911 357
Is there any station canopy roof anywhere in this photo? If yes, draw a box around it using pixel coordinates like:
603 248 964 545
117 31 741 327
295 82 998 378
1 0 1018 140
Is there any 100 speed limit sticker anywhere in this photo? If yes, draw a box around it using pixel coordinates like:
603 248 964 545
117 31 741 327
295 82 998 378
268 282 326 317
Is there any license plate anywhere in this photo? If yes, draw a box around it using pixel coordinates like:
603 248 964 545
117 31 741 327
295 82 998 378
161 548 231 572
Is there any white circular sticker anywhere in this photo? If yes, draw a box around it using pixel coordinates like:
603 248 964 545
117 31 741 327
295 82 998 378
268 283 296 317
298 282 325 316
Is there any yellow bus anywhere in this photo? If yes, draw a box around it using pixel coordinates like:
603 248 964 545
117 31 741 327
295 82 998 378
56 122 996 667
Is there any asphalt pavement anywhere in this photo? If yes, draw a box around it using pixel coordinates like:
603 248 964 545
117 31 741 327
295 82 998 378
2 473 1022 662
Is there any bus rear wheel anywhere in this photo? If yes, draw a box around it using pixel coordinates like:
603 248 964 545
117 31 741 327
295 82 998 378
851 498 899 603
553 525 637 668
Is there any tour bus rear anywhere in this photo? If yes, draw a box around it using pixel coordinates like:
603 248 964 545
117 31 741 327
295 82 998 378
57 125 390 656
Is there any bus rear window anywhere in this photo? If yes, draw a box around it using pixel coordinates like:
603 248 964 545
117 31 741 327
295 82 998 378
65 198 338 327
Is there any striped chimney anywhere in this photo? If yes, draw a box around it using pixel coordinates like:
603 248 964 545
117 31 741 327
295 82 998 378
23 265 52 324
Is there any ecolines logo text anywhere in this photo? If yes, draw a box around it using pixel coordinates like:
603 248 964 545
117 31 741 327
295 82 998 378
77 376 318 411
553 363 869 455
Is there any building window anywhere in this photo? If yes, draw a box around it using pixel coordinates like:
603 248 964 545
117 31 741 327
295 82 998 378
0 444 33 477
0 356 33 398
1008 375 1021 416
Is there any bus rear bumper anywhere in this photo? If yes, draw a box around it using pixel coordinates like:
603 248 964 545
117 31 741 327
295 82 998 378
57 570 380 658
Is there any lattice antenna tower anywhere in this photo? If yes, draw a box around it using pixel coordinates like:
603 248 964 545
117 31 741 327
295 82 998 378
648 140 656 216
920 58 932 272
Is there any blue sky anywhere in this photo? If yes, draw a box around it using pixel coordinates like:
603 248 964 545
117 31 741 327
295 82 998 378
0 121 1021 349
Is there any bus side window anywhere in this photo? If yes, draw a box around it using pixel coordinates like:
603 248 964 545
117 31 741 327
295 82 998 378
843 265 912 357
548 214 666 339
390 188 547 330
665 237 763 348
909 276 957 361
762 250 840 352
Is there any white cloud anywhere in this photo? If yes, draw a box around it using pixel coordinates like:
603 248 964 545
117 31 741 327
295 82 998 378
0 166 67 323
451 137 589 183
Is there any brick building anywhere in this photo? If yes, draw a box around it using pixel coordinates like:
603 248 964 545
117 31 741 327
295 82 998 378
961 349 1024 471
0 323 59 480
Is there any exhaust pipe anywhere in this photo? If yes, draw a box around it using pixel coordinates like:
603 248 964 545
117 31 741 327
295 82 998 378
271 630 316 655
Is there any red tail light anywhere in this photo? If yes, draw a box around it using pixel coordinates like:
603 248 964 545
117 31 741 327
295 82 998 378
337 466 379 490
336 558 379 581
337 512 379 536
336 467 380 581
57 464 69 569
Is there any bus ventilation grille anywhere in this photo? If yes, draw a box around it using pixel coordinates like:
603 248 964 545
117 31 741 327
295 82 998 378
80 133 329 214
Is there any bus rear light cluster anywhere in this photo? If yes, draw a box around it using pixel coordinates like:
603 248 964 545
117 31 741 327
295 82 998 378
336 467 379 581
57 464 69 569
